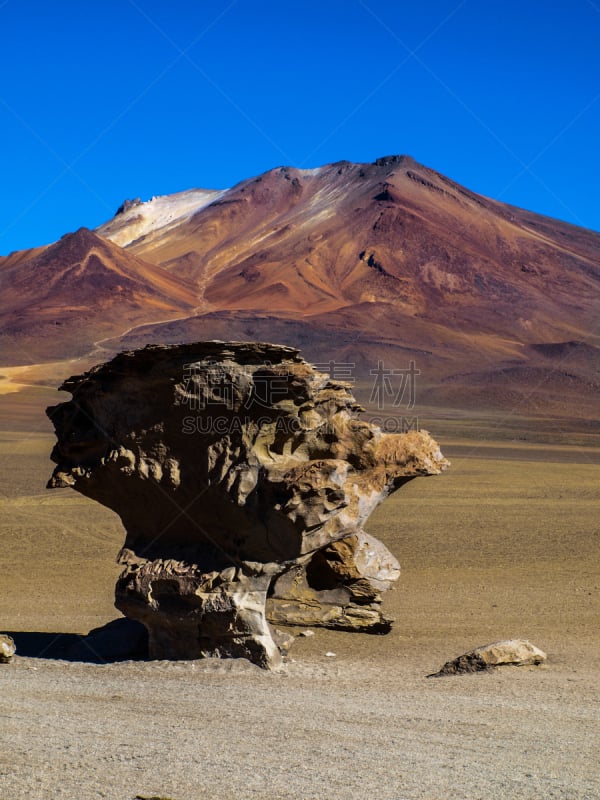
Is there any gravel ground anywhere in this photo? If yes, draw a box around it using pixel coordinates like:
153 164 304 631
1 651 599 800
2 438 599 800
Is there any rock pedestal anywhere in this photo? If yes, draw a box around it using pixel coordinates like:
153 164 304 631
47 341 448 669
267 530 401 632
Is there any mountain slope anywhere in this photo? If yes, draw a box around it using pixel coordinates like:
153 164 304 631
106 156 599 340
2 155 599 424
96 188 226 248
96 155 600 420
0 227 197 363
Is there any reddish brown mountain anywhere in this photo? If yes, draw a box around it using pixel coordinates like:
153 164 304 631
2 156 599 425
0 227 197 363
109 156 600 421
120 156 599 339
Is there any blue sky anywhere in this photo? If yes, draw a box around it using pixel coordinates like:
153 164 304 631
0 0 599 254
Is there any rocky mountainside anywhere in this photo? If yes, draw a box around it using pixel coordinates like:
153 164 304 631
0 227 197 362
2 155 599 422
96 188 225 249
117 156 600 339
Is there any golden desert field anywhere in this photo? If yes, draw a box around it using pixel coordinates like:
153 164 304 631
1 387 598 799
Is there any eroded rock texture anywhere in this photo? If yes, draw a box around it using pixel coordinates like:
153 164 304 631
429 639 548 677
47 342 448 669
0 634 16 663
267 530 401 632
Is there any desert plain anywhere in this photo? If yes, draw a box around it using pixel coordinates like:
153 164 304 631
0 382 598 800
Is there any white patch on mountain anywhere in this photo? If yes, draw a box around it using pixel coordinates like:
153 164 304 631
97 188 227 248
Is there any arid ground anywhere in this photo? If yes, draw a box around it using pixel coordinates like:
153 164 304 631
1 388 598 799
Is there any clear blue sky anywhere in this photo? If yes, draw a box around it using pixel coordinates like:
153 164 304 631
1 0 599 254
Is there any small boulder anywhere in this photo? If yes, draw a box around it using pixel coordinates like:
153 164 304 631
0 634 16 663
135 795 177 800
429 639 547 677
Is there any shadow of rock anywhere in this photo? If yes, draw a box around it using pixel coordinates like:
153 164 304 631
8 618 148 663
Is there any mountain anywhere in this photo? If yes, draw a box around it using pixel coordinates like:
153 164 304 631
0 227 197 363
1 155 599 427
96 188 225 249
99 155 600 421
110 156 598 334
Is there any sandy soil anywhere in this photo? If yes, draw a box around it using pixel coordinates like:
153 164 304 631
1 433 599 799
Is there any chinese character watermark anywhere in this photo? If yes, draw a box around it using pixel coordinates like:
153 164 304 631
245 366 290 410
179 358 422 435
369 359 420 410
314 360 356 384
180 363 235 411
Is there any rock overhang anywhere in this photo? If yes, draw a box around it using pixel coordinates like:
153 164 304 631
47 340 449 668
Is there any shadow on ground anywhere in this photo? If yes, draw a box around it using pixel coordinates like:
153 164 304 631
8 618 148 663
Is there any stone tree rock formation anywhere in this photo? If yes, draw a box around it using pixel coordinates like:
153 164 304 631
47 342 448 669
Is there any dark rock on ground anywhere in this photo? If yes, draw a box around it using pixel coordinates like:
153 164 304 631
428 639 547 677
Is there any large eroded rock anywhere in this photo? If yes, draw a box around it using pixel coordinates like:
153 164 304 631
47 342 448 669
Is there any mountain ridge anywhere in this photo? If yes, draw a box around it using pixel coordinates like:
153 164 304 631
1 155 599 424
0 226 197 363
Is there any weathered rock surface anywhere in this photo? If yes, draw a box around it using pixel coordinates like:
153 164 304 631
47 341 448 669
429 639 547 676
0 634 16 663
267 530 401 632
